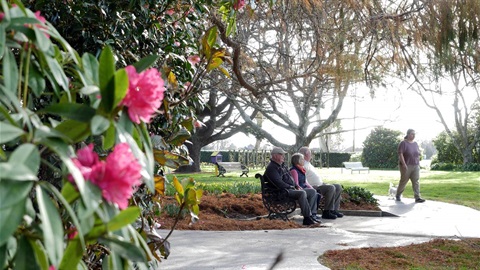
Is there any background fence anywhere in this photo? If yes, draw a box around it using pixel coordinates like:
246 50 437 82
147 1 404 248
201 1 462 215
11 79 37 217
200 150 352 168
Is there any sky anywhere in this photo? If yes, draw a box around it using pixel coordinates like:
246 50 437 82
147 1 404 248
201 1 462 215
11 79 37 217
227 86 459 150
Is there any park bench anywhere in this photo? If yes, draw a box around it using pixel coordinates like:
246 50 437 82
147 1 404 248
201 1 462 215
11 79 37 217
255 173 297 220
255 173 325 220
342 162 369 174
216 162 249 177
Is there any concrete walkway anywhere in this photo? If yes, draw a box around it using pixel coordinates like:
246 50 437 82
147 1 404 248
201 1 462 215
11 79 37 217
158 196 480 269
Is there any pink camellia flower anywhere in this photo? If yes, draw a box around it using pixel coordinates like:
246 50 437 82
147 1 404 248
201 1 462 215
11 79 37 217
31 11 50 38
166 9 175 16
121 66 165 124
233 0 246 10
187 55 201 65
70 144 99 182
70 143 142 209
91 143 142 209
0 13 4 22
68 228 78 240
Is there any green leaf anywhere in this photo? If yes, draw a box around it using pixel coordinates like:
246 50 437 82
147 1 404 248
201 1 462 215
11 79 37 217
206 57 223 72
0 121 25 144
107 207 140 232
59 239 83 270
132 55 159 73
9 143 40 174
2 50 18 94
46 55 69 91
138 124 154 192
167 127 191 146
61 181 80 204
206 26 218 49
104 252 123 270
81 53 99 85
42 103 96 122
0 197 25 246
0 239 9 269
15 236 40 270
99 46 116 114
0 180 33 209
28 238 49 270
54 119 90 143
0 163 38 181
104 123 116 150
36 186 64 267
91 115 110 136
28 63 46 97
100 236 147 262
113 68 128 108
33 26 50 52
41 181 85 250
0 25 5 59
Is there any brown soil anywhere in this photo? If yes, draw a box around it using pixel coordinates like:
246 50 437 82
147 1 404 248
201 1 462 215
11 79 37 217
157 192 380 231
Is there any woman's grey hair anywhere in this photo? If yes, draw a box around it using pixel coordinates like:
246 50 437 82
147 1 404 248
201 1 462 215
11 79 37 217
291 153 304 166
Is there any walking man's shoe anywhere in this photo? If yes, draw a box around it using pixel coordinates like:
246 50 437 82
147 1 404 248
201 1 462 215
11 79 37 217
415 198 426 203
395 196 401 201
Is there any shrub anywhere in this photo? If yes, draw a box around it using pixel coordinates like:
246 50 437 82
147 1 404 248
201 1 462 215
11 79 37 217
430 162 458 171
343 186 379 205
362 127 403 169
461 163 480 172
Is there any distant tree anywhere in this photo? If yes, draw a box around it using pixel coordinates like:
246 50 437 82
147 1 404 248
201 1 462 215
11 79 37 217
212 1 399 153
362 127 403 169
432 131 465 164
419 140 437 159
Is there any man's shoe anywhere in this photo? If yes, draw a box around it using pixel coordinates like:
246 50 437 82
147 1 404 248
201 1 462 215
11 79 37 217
321 210 337 220
415 198 426 203
395 196 401 201
311 215 322 223
333 210 344 218
303 216 316 225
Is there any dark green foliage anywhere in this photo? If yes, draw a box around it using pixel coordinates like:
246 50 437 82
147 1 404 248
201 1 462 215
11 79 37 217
342 186 379 205
361 127 403 169
433 162 480 172
432 131 463 164
315 152 351 168
461 163 480 171
430 162 459 171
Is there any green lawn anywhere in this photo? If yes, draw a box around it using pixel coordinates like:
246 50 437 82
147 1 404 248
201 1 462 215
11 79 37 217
170 166 480 210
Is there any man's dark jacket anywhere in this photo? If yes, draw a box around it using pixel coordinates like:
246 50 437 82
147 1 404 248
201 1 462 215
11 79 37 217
264 159 295 190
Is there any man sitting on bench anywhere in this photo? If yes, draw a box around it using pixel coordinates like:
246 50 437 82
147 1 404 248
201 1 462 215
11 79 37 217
264 147 318 226
299 146 344 219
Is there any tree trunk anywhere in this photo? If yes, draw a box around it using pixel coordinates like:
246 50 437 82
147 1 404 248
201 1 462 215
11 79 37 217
175 135 203 173
462 148 474 164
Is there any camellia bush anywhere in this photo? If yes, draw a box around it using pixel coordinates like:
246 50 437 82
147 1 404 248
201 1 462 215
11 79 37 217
0 1 235 268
